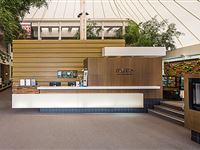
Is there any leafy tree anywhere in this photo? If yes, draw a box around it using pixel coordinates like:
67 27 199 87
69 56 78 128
138 17 182 50
122 17 183 50
124 20 140 46
0 0 47 44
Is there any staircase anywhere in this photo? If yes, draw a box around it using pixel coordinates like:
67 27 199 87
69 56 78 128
148 101 184 126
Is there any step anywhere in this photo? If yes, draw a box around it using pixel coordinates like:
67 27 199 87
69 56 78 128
154 105 184 119
160 101 183 111
0 85 12 92
148 109 184 126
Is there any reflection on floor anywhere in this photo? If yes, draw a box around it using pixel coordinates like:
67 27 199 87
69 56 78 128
0 88 200 150
0 87 12 109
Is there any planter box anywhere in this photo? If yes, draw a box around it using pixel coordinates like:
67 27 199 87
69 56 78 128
102 47 166 57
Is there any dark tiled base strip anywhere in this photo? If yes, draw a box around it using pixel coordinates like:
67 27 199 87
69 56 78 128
40 108 146 113
191 130 200 144
144 99 161 109
39 99 161 113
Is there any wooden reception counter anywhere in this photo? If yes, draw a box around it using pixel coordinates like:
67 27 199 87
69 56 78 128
12 56 163 110
12 40 165 112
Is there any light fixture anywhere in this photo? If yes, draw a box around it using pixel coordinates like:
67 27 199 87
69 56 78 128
77 13 83 18
77 12 89 18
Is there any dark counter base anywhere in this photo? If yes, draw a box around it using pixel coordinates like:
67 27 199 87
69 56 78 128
40 108 146 113
40 99 161 113
144 99 161 109
191 130 200 144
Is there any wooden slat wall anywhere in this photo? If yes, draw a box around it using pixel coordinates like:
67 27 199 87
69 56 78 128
13 40 125 86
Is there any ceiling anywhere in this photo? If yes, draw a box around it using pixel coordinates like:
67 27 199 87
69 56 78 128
24 0 200 48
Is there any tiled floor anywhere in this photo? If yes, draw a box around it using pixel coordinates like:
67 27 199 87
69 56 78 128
0 88 200 150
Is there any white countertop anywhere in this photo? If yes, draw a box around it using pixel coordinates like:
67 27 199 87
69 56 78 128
37 86 160 90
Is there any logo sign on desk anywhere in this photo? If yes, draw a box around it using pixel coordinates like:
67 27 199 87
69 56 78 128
115 68 134 75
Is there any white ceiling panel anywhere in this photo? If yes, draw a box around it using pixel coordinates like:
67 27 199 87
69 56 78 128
24 0 200 48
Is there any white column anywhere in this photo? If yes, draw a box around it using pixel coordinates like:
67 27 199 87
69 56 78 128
101 22 105 40
59 22 62 40
37 22 41 40
80 0 87 40
162 60 165 75
122 22 126 35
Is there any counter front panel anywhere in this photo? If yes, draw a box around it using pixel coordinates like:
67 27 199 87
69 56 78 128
12 86 161 109
12 93 143 108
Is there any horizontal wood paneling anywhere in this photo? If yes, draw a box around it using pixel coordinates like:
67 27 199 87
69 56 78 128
13 53 101 58
13 40 124 44
13 49 102 53
13 63 83 67
14 72 58 77
13 58 85 63
13 40 125 86
13 77 77 82
13 67 83 72
13 43 123 49
12 86 39 94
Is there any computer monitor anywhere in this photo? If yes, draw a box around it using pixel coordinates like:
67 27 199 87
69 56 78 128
49 82 61 86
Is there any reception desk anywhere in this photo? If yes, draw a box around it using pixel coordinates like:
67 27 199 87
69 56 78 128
12 41 165 112
12 86 160 109
12 56 163 112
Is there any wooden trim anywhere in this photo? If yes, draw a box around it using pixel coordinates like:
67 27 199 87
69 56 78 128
14 58 85 62
13 40 125 44
13 67 83 72
13 44 124 49
13 63 83 68
13 53 102 58
184 74 200 132
13 49 102 53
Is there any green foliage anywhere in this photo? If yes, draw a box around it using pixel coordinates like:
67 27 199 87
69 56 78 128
0 0 47 44
121 17 183 50
114 28 123 39
87 22 102 39
165 60 200 76
75 22 102 39
124 21 140 46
